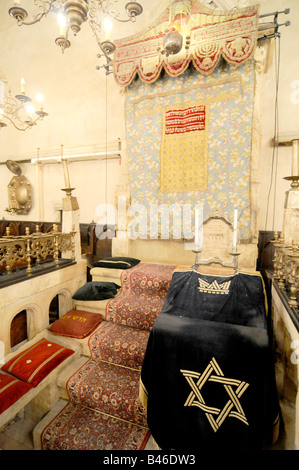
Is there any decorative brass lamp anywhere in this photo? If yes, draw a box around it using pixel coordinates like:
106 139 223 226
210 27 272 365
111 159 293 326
8 0 143 54
157 0 191 58
5 160 32 215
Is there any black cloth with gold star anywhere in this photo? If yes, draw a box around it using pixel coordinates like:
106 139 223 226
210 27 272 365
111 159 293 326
140 269 280 450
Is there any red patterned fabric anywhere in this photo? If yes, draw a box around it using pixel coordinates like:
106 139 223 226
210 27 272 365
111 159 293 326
67 358 147 428
41 401 150 450
0 372 33 414
49 310 103 339
88 321 150 369
1 338 74 387
106 263 175 330
165 106 205 134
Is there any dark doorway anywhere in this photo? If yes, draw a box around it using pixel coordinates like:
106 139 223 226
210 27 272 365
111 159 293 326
10 310 27 349
49 295 60 324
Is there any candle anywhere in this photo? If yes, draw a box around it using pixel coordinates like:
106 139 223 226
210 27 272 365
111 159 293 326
36 93 44 111
21 78 25 94
104 18 112 41
291 139 299 177
195 208 199 248
63 160 70 188
58 13 66 37
194 205 203 250
233 209 238 250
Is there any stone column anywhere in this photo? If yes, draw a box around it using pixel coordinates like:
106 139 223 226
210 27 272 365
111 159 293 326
112 90 132 257
62 193 81 261
250 42 269 241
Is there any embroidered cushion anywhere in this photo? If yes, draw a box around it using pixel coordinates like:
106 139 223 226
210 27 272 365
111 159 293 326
49 310 103 339
1 338 74 387
93 257 140 269
0 372 33 413
72 282 120 301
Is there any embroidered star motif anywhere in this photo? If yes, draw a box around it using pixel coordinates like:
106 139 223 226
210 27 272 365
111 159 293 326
181 357 249 432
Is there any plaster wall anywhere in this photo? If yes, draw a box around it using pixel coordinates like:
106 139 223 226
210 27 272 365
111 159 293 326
258 0 299 232
0 260 87 355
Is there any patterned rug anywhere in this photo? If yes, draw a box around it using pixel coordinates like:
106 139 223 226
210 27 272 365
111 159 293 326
106 263 176 329
67 358 147 427
41 402 150 450
40 263 175 450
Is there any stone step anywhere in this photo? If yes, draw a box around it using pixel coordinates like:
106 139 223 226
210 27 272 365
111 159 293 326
88 320 150 369
66 358 147 428
38 400 150 450
106 296 166 330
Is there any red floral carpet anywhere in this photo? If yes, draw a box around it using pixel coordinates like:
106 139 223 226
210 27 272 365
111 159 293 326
41 402 150 450
88 321 150 369
106 263 176 329
67 359 148 427
40 263 175 450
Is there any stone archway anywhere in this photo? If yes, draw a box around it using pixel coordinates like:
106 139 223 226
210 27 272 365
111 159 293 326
9 303 42 352
49 288 73 321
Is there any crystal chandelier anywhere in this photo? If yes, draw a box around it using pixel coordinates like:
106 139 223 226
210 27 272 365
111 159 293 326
9 0 143 54
0 77 48 131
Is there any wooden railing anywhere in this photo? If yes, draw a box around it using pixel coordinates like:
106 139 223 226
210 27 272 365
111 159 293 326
0 224 75 275
272 232 299 311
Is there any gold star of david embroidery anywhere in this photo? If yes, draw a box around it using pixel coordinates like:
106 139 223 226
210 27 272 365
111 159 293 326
181 357 249 432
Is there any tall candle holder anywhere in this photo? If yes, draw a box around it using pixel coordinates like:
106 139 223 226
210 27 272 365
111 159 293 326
283 139 299 188
192 247 202 268
60 145 75 197
283 175 299 189
229 249 241 270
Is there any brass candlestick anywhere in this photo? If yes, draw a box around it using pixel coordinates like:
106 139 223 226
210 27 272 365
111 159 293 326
283 175 299 189
192 248 202 267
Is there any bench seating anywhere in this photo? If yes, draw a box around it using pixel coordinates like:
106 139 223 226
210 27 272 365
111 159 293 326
0 330 80 431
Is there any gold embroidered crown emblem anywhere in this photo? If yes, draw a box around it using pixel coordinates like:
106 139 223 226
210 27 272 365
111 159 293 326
198 278 231 295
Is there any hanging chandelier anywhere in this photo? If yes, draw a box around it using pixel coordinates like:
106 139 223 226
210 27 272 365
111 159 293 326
9 0 143 54
0 77 48 131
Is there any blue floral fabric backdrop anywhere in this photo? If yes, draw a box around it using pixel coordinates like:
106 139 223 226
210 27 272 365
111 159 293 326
125 59 255 241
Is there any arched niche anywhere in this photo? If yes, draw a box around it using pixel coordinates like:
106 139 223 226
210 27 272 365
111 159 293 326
48 289 73 325
9 303 42 352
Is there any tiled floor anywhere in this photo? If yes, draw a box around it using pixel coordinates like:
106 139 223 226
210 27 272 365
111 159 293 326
0 414 36 450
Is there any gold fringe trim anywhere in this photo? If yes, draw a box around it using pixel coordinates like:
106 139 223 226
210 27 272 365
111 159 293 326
96 357 141 373
139 378 148 410
272 413 281 445
77 402 149 431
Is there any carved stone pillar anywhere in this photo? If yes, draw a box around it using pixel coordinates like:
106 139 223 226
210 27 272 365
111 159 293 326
250 43 268 241
62 195 81 261
112 91 132 257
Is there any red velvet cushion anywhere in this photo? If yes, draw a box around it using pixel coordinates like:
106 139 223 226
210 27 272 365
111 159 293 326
49 310 103 339
1 338 74 387
0 372 33 413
